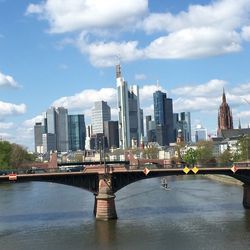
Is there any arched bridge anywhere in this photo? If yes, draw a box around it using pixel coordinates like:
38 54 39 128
1 162 250 220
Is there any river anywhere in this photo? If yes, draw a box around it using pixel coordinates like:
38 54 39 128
0 176 250 250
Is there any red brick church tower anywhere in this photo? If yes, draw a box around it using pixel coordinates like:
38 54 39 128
217 89 233 136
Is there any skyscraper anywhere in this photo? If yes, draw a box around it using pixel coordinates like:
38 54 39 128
153 90 174 146
44 106 69 153
195 124 207 142
128 85 142 145
91 101 111 134
116 64 130 149
34 122 45 153
68 114 86 151
104 121 119 149
180 112 191 142
217 89 233 136
56 107 69 152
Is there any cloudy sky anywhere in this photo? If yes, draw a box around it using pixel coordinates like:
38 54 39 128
1 0 250 151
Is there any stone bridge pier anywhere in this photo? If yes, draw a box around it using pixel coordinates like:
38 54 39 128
94 174 117 220
243 184 250 208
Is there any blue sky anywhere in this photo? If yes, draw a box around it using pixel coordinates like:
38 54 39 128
1 0 250 151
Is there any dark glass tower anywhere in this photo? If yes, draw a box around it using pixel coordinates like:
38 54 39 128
153 90 174 146
68 114 86 151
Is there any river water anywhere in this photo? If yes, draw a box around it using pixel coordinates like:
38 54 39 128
0 176 250 250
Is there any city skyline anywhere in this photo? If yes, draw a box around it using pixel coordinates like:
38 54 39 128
1 0 250 150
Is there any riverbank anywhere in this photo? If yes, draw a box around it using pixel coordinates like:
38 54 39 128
204 174 243 186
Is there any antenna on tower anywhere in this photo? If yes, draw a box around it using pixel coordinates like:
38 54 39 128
115 54 122 78
156 80 160 90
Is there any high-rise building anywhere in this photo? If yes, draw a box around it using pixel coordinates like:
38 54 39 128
34 122 45 153
68 114 86 151
217 89 233 136
43 106 69 153
56 107 69 152
85 125 93 150
128 85 142 145
116 64 130 149
195 124 207 142
104 121 119 149
180 112 191 142
92 101 111 134
145 115 152 141
153 90 174 146
46 107 56 134
42 133 56 153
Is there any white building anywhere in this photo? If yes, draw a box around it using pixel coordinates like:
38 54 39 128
195 124 207 142
116 64 130 149
91 101 111 134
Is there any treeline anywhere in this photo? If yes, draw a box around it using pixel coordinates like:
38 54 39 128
0 141 35 169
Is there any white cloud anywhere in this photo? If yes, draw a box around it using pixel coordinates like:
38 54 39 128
142 0 250 34
75 34 143 67
135 74 147 81
0 71 20 88
52 87 117 110
0 122 13 129
171 79 226 97
22 115 44 128
173 96 219 113
0 101 26 116
26 0 148 34
145 28 241 59
26 0 250 66
241 26 250 41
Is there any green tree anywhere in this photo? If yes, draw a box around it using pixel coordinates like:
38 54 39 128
196 140 216 165
217 149 232 164
183 148 198 166
237 135 250 161
142 146 159 159
0 141 12 168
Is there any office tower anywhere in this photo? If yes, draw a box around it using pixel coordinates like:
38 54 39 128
173 113 180 141
148 120 157 142
42 133 56 153
34 122 45 153
92 101 111 134
145 115 152 141
85 124 93 150
153 90 174 146
68 114 86 151
46 107 56 134
195 124 207 142
116 64 130 149
217 89 233 136
104 121 119 149
56 107 69 152
44 106 69 153
180 112 191 142
128 85 141 146
140 108 144 137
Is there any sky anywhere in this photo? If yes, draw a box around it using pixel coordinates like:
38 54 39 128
0 0 250 151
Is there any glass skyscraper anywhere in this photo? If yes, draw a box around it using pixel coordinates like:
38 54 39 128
68 114 86 151
91 101 111 134
153 90 174 146
116 64 130 149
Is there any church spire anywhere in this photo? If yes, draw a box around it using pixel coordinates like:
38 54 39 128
222 87 226 103
217 89 233 136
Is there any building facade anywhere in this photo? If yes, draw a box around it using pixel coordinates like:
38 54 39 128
153 90 174 146
104 120 119 149
92 101 111 134
34 122 45 153
116 64 130 149
68 114 86 151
